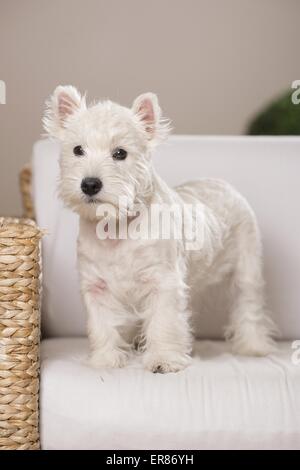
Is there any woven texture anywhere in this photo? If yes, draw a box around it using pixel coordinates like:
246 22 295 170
20 166 34 220
0 217 42 450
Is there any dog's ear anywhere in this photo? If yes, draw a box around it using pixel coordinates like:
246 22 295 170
43 85 86 138
132 93 171 145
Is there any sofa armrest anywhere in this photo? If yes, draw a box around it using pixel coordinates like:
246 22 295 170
0 217 42 450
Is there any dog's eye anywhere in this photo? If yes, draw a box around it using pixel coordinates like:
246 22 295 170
73 145 84 156
112 148 127 160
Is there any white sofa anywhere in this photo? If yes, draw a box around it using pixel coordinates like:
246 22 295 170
32 136 300 450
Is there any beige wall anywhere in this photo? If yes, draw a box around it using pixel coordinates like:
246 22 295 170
0 0 299 216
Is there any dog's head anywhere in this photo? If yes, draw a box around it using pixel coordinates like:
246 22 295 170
43 86 170 220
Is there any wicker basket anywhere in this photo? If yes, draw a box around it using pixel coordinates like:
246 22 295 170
0 205 42 447
20 165 35 220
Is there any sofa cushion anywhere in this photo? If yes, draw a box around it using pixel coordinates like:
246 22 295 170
40 338 300 450
32 136 300 338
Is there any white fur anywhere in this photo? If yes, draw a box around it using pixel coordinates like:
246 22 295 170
44 86 278 373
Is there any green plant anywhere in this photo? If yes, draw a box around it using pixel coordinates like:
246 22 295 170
247 90 300 135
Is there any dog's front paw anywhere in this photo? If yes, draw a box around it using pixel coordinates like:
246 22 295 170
88 348 128 369
230 331 277 357
143 351 191 374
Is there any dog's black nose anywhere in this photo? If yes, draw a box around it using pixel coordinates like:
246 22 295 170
81 177 102 196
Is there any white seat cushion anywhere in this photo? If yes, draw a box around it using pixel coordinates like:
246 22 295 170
40 338 300 450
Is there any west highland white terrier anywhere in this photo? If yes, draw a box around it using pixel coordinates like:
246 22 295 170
43 86 277 373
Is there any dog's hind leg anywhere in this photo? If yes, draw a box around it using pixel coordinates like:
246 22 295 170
224 219 278 356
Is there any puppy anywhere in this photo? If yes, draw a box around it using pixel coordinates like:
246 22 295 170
43 86 277 373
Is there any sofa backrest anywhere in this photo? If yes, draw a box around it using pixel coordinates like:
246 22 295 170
32 136 300 339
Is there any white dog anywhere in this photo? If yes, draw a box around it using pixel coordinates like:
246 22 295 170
43 86 277 373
